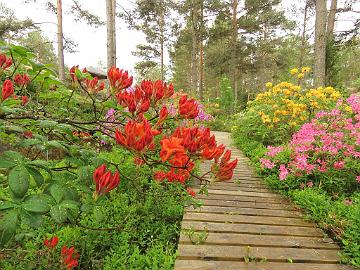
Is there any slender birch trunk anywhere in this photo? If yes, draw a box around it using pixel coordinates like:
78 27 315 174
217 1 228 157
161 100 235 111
57 0 65 82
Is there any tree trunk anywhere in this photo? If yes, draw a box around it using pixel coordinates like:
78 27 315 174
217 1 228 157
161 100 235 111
198 0 204 101
327 0 337 37
112 0 116 65
106 0 116 70
57 0 65 82
191 0 198 93
159 6 165 81
231 0 238 105
314 0 327 87
299 0 309 68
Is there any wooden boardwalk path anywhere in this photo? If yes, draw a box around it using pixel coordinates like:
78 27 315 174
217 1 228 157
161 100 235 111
174 131 354 270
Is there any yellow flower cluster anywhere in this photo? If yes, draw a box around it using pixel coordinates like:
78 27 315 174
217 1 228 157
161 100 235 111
253 68 341 128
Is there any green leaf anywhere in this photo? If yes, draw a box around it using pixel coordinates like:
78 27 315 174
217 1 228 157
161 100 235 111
8 166 30 198
0 210 19 247
49 205 68 224
18 139 42 148
60 200 79 211
0 158 16 169
0 201 17 211
49 184 65 204
26 166 44 187
46 140 66 150
22 195 50 214
3 151 25 164
38 120 58 129
20 210 43 228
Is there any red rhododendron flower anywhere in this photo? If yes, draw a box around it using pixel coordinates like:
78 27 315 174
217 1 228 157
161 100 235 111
108 67 133 91
0 54 12 70
179 95 199 119
44 236 59 249
1 80 14 101
84 77 105 93
115 119 157 151
23 131 33 138
69 65 79 83
21 95 28 106
187 187 196 197
160 137 185 162
93 164 120 196
14 74 30 87
61 245 79 270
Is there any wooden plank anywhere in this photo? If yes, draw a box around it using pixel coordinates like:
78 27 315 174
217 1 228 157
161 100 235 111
183 212 312 227
177 245 341 263
196 194 290 204
195 189 283 199
199 198 296 210
181 221 323 237
207 186 273 193
179 232 338 249
186 205 301 218
174 260 353 270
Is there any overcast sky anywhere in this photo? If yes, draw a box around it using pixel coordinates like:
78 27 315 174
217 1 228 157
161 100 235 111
2 0 359 75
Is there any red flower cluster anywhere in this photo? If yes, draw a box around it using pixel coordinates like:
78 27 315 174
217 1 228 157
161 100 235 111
108 67 133 91
187 187 196 197
179 95 199 119
69 65 87 84
14 73 30 87
115 119 159 151
44 236 59 249
21 95 29 106
115 80 174 117
212 150 238 181
0 54 12 70
1 80 14 101
154 168 188 184
84 77 105 93
61 246 79 270
158 127 238 182
93 164 120 196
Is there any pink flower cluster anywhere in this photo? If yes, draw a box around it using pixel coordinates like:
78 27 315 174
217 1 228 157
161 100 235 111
261 94 360 185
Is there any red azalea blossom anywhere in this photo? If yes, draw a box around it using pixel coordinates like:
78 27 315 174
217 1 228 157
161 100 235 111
61 245 79 270
44 236 59 249
108 67 133 91
93 164 120 196
1 79 14 101
21 95 29 106
159 137 185 162
187 187 196 197
14 74 30 87
84 77 105 93
179 95 199 119
69 65 79 83
0 54 12 70
115 119 158 151
23 131 33 138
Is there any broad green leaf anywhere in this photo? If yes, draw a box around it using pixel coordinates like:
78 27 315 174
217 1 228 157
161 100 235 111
0 210 19 247
20 210 43 228
38 120 58 128
0 158 16 169
49 184 65 204
8 166 30 198
26 166 44 187
3 151 25 164
46 141 66 150
0 201 17 211
18 139 42 148
49 205 68 224
22 195 50 214
60 200 79 211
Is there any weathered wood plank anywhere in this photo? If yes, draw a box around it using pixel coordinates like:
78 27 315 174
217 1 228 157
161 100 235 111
197 189 283 199
186 205 301 218
179 232 338 249
199 198 296 210
196 194 290 204
174 260 353 270
181 221 323 237
177 245 341 263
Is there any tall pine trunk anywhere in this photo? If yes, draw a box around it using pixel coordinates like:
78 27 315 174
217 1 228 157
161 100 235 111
57 0 65 82
160 6 165 81
314 0 327 87
299 1 309 68
106 0 116 70
231 0 238 106
198 0 204 101
191 0 198 93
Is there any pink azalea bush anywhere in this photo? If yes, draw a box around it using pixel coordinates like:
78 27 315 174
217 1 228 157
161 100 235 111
260 94 360 194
